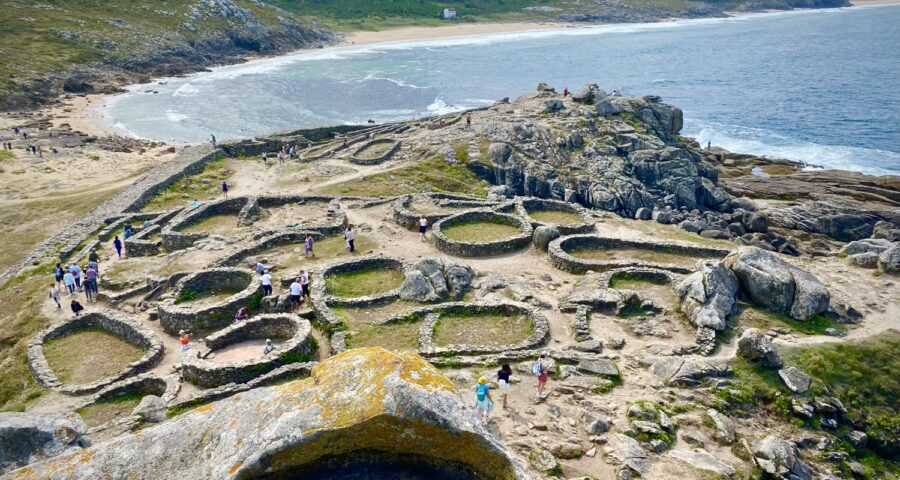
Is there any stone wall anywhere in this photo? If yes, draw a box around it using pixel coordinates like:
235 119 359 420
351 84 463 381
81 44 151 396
71 373 180 412
181 315 314 388
162 196 250 251
392 193 496 230
548 234 732 274
515 197 595 235
415 302 550 357
217 230 324 267
157 268 261 335
26 311 164 395
349 138 401 165
432 210 533 257
598 266 683 288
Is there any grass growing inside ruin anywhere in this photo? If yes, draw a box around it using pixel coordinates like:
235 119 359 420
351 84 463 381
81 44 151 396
441 220 522 242
346 322 421 351
325 268 404 298
433 311 533 347
314 156 490 198
141 158 235 212
611 276 680 311
42 329 145 385
178 214 242 235
736 304 844 336
76 392 144 428
175 286 243 306
569 247 705 268
354 141 395 160
332 300 418 331
260 235 379 273
528 209 584 225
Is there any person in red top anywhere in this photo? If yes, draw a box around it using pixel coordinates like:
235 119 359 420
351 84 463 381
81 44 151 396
179 330 193 353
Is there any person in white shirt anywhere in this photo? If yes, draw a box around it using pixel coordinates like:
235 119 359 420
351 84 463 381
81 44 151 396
344 225 356 253
261 270 273 296
300 270 310 298
49 284 61 309
419 216 428 241
289 278 303 311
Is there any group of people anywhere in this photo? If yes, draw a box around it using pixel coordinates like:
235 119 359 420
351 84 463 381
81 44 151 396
472 352 553 424
51 252 103 317
254 260 311 310
261 143 301 166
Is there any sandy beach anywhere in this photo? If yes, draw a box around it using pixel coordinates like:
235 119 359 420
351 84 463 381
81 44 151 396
338 21 572 47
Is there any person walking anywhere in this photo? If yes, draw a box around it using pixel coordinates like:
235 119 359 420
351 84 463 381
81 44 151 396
289 278 303 311
63 270 75 295
534 351 552 400
54 263 64 288
85 264 99 302
474 376 493 424
262 151 268 165
497 364 512 410
300 270 310 299
344 225 355 253
261 269 273 296
263 339 275 355
255 261 267 275
418 215 428 241
88 249 100 265
70 299 84 317
304 233 314 258
210 134 216 148
179 330 193 353
466 113 472 130
49 284 61 309
69 263 82 291
563 87 569 97
222 180 229 199
113 236 123 258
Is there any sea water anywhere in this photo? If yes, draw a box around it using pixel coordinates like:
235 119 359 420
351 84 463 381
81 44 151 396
107 5 900 175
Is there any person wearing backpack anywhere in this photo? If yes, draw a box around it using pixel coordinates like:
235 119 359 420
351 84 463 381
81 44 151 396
474 376 493 423
534 351 551 399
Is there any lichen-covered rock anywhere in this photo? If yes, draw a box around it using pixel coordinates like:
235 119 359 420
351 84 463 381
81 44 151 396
5 348 531 480
705 409 735 445
878 244 900 274
724 247 829 320
840 238 892 256
399 258 474 302
752 436 813 480
676 260 738 331
532 225 560 251
0 413 88 474
850 252 879 268
778 366 812 394
609 434 650 476
737 328 783 368
667 448 736 477
572 83 606 104
132 395 166 424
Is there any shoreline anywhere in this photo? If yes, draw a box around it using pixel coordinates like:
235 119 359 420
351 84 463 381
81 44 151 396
22 2 900 144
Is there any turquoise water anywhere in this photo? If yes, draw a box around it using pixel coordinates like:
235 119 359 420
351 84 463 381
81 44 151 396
108 5 900 175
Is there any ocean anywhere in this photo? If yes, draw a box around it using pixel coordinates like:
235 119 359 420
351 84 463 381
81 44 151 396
106 5 900 175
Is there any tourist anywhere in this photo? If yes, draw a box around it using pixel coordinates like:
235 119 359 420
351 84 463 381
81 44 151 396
262 151 268 165
534 351 552 399
263 339 275 355
84 264 98 302
466 113 472 130
143 219 152 229
497 364 512 410
63 270 76 295
49 284 61 309
289 278 303 311
418 215 428 241
113 236 123 258
222 180 229 199
707 140 712 151
179 330 193 353
563 87 569 97
69 263 82 290
123 224 133 239
304 233 314 258
88 249 100 265
54 263 64 288
255 261 267 275
474 376 493 423
261 269 273 296
70 299 85 317
344 225 355 253
342 138 348 149
235 307 249 322
300 269 310 298
190 199 200 208
210 134 216 148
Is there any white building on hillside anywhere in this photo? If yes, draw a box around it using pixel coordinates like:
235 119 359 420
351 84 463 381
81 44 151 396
442 8 457 19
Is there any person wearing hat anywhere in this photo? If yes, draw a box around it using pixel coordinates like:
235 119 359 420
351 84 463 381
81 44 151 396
179 330 193 353
474 376 494 423
263 339 275 355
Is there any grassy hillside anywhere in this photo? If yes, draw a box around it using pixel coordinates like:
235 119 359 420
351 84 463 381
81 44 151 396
0 0 332 110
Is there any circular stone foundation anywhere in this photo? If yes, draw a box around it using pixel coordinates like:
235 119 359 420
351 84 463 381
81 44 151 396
392 193 496 230
158 268 262 335
432 211 532 257
516 197 595 234
548 234 732 274
27 311 164 395
181 314 315 387
349 138 401 165
71 373 180 429
319 256 406 303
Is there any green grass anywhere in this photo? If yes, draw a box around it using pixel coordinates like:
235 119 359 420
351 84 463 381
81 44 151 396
346 321 421 351
0 274 52 411
141 158 234 212
76 392 144 428
433 310 533 347
736 305 844 336
325 267 405 298
441 220 522 242
42 329 146 385
259 234 380 273
177 214 241 235
0 151 16 161
331 300 418 332
175 285 243 305
527 209 584 225
315 156 490 198
569 247 705 268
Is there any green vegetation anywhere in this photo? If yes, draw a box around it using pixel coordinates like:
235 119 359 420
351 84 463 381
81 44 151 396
76 392 144 428
42 329 145 384
736 305 844 336
527 209 584 225
325 267 405 298
346 321 421 351
0 273 53 411
433 310 533 347
177 214 241 235
442 219 522 242
174 285 243 305
569 247 704 268
609 272 668 288
315 155 490 198
260 234 379 272
331 300 418 331
142 158 235 212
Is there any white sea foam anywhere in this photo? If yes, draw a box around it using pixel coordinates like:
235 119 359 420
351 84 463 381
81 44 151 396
426 99 466 116
685 119 900 176
165 110 189 123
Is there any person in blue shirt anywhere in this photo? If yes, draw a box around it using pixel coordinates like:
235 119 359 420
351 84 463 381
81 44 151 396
474 376 493 424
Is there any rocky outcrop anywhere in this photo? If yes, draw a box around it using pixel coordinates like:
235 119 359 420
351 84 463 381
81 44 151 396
399 258 474 302
724 247 829 320
676 260 738 331
878 244 900 274
4 348 532 480
532 225 560 251
752 436 813 480
737 328 783 368
0 413 88 474
778 367 812 394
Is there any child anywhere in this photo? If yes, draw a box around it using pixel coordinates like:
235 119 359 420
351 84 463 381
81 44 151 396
497 364 512 409
474 376 493 423
419 216 428 241
179 330 193 353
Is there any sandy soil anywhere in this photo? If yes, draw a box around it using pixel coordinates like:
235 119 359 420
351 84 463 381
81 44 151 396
207 339 283 363
339 21 572 47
